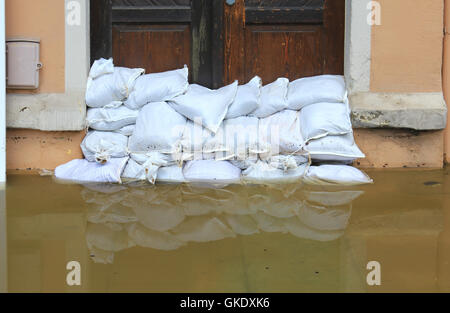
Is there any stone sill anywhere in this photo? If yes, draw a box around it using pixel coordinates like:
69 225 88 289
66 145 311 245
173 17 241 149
350 92 447 130
6 91 448 132
6 92 86 131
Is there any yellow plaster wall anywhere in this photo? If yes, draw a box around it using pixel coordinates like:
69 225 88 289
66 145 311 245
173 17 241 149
5 0 65 94
371 0 444 93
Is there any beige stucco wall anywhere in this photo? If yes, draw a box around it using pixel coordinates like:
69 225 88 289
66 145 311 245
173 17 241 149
5 0 65 94
371 0 444 93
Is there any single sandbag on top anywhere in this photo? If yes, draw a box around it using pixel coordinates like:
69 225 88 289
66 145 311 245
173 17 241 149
128 102 187 154
299 101 353 141
304 165 373 186
250 77 289 118
124 66 189 110
81 131 129 164
168 81 238 133
87 106 139 131
287 75 347 110
86 58 144 108
226 76 262 119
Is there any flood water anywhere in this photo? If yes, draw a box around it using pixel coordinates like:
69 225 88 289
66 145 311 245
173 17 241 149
1 168 450 293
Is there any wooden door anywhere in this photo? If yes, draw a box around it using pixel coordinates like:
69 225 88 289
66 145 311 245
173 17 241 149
223 0 345 84
90 0 224 88
91 0 345 87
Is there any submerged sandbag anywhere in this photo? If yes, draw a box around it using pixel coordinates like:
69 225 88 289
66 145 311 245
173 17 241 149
125 66 189 110
55 157 129 183
305 133 365 162
183 160 242 187
304 165 373 186
86 58 144 108
287 75 346 110
226 76 262 119
128 102 187 154
168 81 238 133
87 106 139 131
81 131 129 163
300 101 352 141
250 78 289 118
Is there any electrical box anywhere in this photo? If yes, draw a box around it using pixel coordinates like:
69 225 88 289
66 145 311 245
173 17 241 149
6 38 43 89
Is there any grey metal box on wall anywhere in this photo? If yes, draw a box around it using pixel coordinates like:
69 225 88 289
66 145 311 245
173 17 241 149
6 38 42 89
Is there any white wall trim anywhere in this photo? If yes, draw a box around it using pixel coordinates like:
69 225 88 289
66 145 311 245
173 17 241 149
0 0 6 182
344 0 372 94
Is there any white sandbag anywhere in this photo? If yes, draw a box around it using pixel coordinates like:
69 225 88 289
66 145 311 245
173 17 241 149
86 61 144 108
180 120 214 159
87 106 139 131
305 133 365 162
259 109 304 156
287 75 347 110
168 81 238 133
81 131 129 163
266 154 309 171
114 124 135 136
304 165 373 186
128 102 187 154
242 161 309 185
205 116 260 160
300 101 352 141
172 216 236 243
250 78 289 118
123 152 174 183
226 76 262 119
183 160 242 187
229 158 258 170
122 158 147 181
124 66 189 110
55 157 129 183
157 165 187 183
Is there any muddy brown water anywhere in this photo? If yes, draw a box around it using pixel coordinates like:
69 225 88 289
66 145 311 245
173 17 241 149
1 168 450 293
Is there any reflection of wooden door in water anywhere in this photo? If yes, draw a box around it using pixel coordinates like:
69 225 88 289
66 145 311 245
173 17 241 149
90 0 345 87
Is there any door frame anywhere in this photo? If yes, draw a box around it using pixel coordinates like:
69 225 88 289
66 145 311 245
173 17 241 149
88 0 371 93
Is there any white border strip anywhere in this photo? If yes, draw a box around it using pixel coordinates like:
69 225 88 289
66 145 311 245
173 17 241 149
0 0 6 183
344 0 372 94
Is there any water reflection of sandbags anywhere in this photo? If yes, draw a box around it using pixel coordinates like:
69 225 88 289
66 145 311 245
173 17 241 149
83 183 364 263
122 185 186 232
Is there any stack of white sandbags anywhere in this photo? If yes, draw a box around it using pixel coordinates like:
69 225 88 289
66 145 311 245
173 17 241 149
55 58 189 183
55 58 372 186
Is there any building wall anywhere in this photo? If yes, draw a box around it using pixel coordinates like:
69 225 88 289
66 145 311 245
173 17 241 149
371 0 443 93
5 0 85 172
4 0 449 171
5 0 65 94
